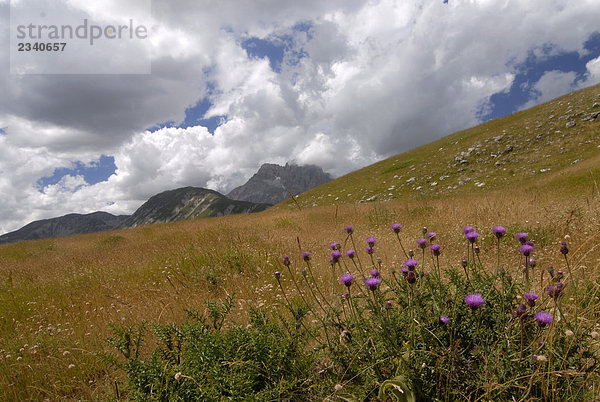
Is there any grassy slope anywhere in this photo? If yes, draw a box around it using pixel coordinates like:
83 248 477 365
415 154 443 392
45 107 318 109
279 83 600 208
0 84 600 399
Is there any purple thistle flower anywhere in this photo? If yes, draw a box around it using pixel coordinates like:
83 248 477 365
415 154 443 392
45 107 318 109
330 250 342 263
524 293 538 307
400 266 409 276
330 242 341 250
408 249 414 257
274 271 281 279
422 227 428 235
474 245 480 254
406 271 417 284
529 256 536 268
404 258 419 270
366 237 377 247
463 226 475 234
427 232 436 242
464 293 485 310
346 249 356 259
386 300 393 308
364 277 381 291
535 311 553 327
391 223 403 233
417 238 427 249
516 233 529 244
370 269 380 278
301 269 307 277
492 226 506 239
283 256 291 267
340 273 354 287
461 259 468 268
431 244 441 256
439 315 450 324
514 303 527 318
366 246 374 255
546 283 565 299
525 240 535 247
301 251 311 261
560 241 568 255
466 231 479 243
344 225 354 234
520 244 534 257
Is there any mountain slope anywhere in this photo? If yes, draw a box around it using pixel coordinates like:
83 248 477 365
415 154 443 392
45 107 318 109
227 163 332 204
0 212 128 244
278 83 600 209
119 187 271 228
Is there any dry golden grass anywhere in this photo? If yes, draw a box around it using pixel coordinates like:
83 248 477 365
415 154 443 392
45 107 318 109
1 180 600 399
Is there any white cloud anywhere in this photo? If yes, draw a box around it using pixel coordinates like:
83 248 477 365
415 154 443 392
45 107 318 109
522 70 578 109
1 0 600 233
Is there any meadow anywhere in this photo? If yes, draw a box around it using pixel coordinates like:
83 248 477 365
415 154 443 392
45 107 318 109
1 84 600 400
1 184 600 399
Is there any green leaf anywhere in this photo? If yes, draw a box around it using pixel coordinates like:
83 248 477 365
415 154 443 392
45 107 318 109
378 375 416 402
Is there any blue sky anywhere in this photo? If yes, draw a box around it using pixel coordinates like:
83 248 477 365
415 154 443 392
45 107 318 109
2 0 600 234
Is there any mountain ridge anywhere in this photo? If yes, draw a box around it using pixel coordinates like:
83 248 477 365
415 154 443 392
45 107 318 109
227 162 332 204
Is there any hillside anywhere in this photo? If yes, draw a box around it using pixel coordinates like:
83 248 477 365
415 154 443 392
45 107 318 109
280 83 600 209
0 212 128 244
119 186 271 228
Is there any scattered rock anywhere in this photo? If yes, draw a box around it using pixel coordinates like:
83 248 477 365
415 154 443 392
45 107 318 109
501 145 513 155
431 182 438 187
493 135 504 142
593 102 600 108
540 168 551 173
406 177 416 184
365 195 378 202
566 121 576 129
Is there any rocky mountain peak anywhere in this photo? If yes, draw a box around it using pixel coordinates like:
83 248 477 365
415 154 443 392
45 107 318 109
227 163 332 205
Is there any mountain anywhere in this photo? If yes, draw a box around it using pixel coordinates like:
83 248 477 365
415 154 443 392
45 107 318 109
119 187 271 228
227 163 332 205
276 83 600 209
0 187 271 244
0 211 128 244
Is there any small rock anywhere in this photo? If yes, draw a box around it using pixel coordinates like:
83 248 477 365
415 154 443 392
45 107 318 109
415 186 422 191
365 195 378 202
431 182 438 186
501 145 513 155
566 121 576 129
593 102 600 108
493 135 504 142
406 177 416 184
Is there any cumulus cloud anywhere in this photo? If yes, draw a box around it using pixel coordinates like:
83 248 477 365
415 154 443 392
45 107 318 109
1 0 600 233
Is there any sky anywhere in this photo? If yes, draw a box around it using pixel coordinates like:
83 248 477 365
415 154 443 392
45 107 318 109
1 0 600 234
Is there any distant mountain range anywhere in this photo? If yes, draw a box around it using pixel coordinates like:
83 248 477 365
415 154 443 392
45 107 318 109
0 163 331 244
227 163 332 204
0 212 129 244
